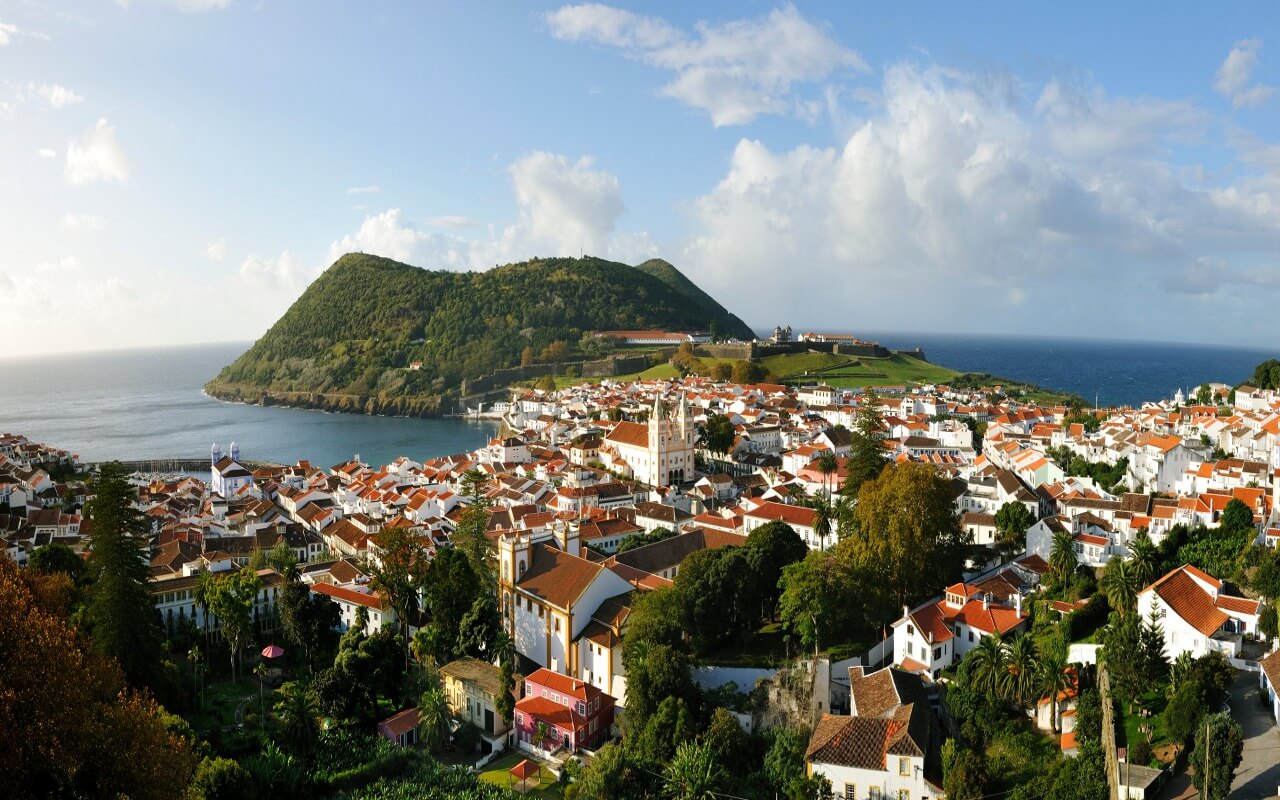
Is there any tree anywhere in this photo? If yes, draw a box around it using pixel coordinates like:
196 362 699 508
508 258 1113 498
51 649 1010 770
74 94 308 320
421 547 484 663
700 413 735 458
1000 634 1040 710
1253 546 1280 599
1163 679 1206 749
496 654 516 726
0 557 194 800
744 520 807 618
1127 532 1159 588
536 375 557 393
267 540 299 578
621 643 696 728
1036 652 1073 733
278 579 339 670
967 634 1008 698
622 585 685 652
674 546 761 652
702 707 749 773
85 461 165 689
943 746 989 800
1196 383 1213 406
841 462 969 618
730 359 766 385
1219 498 1254 532
1101 613 1145 710
369 526 430 670
456 594 503 659
994 501 1035 558
815 451 839 498
417 683 452 752
777 551 860 652
1189 712 1244 800
198 567 261 682
710 362 733 382
29 541 86 583
842 395 888 496
188 757 252 800
275 680 321 761
1101 557 1140 616
803 493 836 552
1050 528 1078 585
521 346 535 367
664 740 724 800
632 695 696 763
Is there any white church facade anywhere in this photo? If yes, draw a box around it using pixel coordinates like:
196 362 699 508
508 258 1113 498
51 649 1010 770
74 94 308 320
600 393 697 488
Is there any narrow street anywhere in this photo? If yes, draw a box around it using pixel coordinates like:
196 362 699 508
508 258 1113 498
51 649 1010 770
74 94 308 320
1230 669 1280 800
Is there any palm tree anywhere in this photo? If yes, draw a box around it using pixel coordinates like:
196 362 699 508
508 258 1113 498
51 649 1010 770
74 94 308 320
275 680 321 761
1001 634 1041 710
534 721 553 752
1127 532 1158 588
968 634 1008 698
664 741 724 800
417 684 452 752
1102 558 1140 616
1049 529 1077 587
809 495 833 552
815 451 839 499
1036 652 1073 733
254 660 269 730
1166 651 1194 698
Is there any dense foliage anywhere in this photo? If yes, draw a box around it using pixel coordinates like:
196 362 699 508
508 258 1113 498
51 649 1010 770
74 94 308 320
208 254 753 412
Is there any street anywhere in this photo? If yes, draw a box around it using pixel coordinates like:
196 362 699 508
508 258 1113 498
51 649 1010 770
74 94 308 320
1230 668 1280 800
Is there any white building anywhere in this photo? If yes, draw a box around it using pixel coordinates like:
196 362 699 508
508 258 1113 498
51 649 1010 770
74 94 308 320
1136 565 1261 660
211 442 253 498
601 393 696 488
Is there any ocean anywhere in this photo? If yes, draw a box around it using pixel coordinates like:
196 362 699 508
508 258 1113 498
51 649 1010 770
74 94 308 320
865 333 1278 408
0 342 498 467
1 336 1274 465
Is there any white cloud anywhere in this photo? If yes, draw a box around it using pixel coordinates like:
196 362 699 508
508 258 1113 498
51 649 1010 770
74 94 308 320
345 185 380 195
62 213 105 232
65 119 129 184
204 239 227 261
426 215 479 230
0 21 49 46
33 83 83 108
37 147 57 158
116 0 233 11
239 251 313 290
546 4 865 126
327 151 651 270
677 63 1280 333
1215 39 1276 108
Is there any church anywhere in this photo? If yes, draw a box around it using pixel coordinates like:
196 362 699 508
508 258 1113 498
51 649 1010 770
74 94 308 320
600 392 697 488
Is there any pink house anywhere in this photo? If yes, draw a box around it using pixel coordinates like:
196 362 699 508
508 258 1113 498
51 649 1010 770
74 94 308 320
514 668 614 754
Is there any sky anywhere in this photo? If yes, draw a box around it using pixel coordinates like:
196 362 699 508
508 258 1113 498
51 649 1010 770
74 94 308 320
6 2 1280 354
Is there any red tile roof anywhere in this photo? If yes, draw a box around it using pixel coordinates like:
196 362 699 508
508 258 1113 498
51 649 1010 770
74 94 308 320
1148 569 1229 636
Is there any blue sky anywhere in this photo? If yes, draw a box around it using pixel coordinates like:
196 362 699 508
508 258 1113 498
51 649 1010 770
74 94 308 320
5 2 1280 354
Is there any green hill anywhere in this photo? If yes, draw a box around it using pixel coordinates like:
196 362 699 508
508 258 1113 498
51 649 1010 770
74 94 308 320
205 253 754 416
635 258 751 336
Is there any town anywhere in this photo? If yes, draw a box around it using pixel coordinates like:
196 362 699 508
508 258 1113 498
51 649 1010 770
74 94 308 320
5 360 1280 800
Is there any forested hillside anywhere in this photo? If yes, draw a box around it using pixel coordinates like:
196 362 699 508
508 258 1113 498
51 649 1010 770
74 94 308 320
206 253 753 415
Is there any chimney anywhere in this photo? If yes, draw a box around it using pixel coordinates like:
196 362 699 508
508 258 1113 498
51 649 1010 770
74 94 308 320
902 604 910 620
982 593 990 611
1014 592 1023 617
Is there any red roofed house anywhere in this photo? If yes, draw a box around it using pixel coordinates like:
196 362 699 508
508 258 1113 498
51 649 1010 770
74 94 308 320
743 500 822 550
1137 564 1260 660
377 707 420 748
890 581 1028 679
514 668 615 756
310 581 394 636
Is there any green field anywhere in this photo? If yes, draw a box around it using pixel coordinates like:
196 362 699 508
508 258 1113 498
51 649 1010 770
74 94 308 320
763 352 960 389
477 752 562 797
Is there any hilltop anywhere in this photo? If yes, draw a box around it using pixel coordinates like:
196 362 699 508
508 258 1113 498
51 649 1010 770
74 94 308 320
205 253 754 415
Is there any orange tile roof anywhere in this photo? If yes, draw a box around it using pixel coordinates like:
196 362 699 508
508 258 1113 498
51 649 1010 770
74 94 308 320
1149 569 1229 636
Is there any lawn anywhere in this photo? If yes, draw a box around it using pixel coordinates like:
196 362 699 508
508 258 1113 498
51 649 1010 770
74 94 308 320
189 680 257 732
478 752 562 797
1118 690 1171 767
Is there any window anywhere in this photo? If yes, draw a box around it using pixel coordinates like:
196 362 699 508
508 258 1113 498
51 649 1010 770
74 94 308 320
869 788 882 800
577 702 587 716
906 641 913 655
899 757 910 776
897 792 909 800
516 713 523 725
554 617 561 633
968 630 974 643
843 784 856 800
933 647 942 660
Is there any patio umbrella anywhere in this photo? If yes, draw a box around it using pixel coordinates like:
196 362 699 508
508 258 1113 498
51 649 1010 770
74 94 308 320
261 644 285 659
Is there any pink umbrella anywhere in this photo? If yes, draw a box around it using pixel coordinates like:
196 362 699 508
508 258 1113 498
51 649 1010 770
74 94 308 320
261 644 285 659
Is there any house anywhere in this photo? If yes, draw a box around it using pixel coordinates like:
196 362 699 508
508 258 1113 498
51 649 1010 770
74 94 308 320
600 394 696 488
309 581 393 635
743 500 823 550
211 443 253 499
497 521 633 677
441 658 512 754
1258 647 1280 723
1136 564 1260 660
377 707 420 747
890 582 1028 679
514 668 614 755
805 703 942 800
